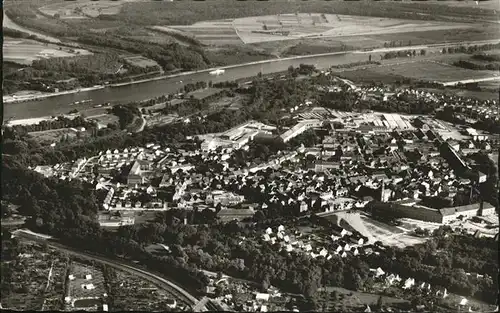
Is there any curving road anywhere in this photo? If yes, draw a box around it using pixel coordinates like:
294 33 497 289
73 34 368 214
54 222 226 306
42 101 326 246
13 229 207 311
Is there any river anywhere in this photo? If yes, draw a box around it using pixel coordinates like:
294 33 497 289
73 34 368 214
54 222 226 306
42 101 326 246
5 36 500 121
4 51 375 120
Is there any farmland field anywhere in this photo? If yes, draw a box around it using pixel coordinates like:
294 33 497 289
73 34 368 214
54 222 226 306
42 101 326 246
39 0 148 19
3 37 92 65
369 61 500 83
234 14 473 44
339 61 500 85
156 22 242 46
117 0 499 26
158 13 474 46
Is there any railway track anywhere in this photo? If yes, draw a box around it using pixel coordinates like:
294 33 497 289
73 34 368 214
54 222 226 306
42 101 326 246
13 230 207 311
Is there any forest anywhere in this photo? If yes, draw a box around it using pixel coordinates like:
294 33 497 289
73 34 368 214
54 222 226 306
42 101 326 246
32 54 123 75
77 34 208 72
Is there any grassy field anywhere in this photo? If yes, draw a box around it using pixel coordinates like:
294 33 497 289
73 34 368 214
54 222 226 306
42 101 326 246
87 114 120 129
186 88 222 100
3 37 92 65
339 60 500 84
317 286 409 311
422 0 500 10
122 55 160 68
372 61 499 83
28 128 80 144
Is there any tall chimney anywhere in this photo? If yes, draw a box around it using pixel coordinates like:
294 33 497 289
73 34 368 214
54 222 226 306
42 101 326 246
380 180 385 202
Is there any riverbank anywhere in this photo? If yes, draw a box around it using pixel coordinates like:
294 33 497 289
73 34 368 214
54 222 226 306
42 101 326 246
3 86 106 104
4 38 500 104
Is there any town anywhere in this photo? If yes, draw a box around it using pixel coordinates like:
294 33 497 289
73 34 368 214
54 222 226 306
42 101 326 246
6 72 495 312
2 1 500 309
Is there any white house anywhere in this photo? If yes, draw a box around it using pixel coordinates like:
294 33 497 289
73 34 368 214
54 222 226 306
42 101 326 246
375 267 385 278
255 293 270 302
82 283 95 290
403 278 415 289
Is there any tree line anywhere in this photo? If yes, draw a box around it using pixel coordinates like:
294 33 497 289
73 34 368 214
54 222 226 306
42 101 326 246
3 116 96 137
441 43 500 55
382 49 425 60
453 60 500 71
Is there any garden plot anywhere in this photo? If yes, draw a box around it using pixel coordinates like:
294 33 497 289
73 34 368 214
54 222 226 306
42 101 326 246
1 243 69 311
3 37 92 65
317 286 409 311
65 262 107 311
108 268 190 311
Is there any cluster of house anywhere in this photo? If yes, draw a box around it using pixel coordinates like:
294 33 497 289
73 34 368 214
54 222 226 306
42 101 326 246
369 267 480 311
31 87 497 228
33 158 87 180
261 224 371 260
438 95 499 124
329 76 498 130
204 272 292 312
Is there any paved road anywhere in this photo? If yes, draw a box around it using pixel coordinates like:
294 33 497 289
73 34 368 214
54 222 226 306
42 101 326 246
13 229 207 311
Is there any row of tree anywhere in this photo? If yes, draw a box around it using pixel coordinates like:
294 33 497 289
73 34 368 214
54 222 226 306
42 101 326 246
382 49 426 59
453 60 500 71
4 116 96 138
442 43 500 55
